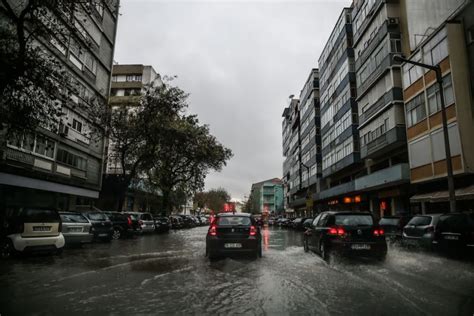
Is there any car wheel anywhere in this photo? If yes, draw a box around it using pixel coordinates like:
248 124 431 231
257 243 263 258
320 242 330 262
112 227 122 240
1 239 15 259
304 237 309 253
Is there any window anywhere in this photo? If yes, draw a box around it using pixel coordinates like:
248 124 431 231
427 74 453 115
72 119 83 133
56 149 87 170
406 93 426 127
7 133 55 159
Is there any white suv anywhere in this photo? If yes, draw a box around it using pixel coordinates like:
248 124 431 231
1 208 65 257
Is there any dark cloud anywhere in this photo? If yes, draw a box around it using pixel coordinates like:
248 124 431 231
114 0 350 200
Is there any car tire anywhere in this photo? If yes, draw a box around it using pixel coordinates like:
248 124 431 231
1 239 15 259
257 243 263 258
304 237 309 253
320 242 330 262
112 227 122 240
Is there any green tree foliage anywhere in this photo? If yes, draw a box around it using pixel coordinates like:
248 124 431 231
193 188 231 213
243 188 261 214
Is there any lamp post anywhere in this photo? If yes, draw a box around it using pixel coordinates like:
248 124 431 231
301 162 311 216
393 55 456 212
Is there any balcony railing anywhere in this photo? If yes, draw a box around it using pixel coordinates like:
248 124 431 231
360 126 406 159
355 163 410 191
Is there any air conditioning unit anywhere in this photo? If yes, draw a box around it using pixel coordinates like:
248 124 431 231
59 124 69 137
388 18 399 25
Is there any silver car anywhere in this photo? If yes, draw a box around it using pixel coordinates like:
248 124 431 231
59 212 93 245
131 212 155 233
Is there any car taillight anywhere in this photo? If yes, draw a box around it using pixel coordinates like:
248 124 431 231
250 225 257 236
209 225 217 236
425 226 434 233
127 216 132 227
373 228 384 236
328 226 345 236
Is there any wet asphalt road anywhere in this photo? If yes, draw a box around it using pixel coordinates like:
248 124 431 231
1 226 474 316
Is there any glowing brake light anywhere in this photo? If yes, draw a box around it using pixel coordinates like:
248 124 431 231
209 225 217 236
373 229 385 236
127 216 132 227
249 225 257 236
328 226 345 236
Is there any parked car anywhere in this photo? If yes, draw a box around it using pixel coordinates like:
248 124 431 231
170 215 184 229
154 217 171 233
178 215 196 228
1 208 65 257
59 212 93 246
402 214 442 249
303 211 387 261
132 212 156 233
206 213 262 260
104 212 140 239
82 211 114 242
198 216 210 225
292 218 309 230
268 218 275 226
278 218 290 227
434 212 474 254
379 215 413 242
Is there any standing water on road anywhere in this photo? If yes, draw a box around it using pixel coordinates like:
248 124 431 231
1 226 473 315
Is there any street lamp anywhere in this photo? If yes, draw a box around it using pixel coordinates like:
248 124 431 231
301 162 311 216
393 55 456 212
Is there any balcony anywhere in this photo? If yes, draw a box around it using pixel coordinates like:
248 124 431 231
359 88 403 126
322 152 361 178
355 163 410 191
317 181 355 200
360 126 406 159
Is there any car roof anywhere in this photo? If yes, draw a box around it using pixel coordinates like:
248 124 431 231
322 211 373 216
59 211 82 215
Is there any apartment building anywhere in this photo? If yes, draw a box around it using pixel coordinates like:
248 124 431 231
351 0 410 216
98 64 162 212
401 1 474 212
250 178 284 215
0 1 119 212
317 7 364 212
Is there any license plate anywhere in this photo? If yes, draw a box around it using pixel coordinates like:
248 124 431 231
224 243 242 248
33 226 51 232
69 227 82 232
351 244 371 250
444 235 459 240
99 233 108 237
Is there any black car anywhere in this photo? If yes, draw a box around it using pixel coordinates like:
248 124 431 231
104 212 140 239
154 217 171 233
434 212 474 254
379 215 413 242
206 213 262 260
293 217 309 231
82 212 114 242
178 215 196 228
170 215 183 229
303 211 387 261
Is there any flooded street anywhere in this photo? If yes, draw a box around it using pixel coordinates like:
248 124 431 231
1 226 474 315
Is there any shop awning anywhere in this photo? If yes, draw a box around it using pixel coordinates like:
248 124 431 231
410 185 474 203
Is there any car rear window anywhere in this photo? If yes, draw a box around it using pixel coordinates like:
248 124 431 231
87 213 109 221
216 216 251 226
379 217 400 226
335 214 373 226
60 213 89 223
438 214 469 231
141 213 153 220
408 216 432 226
21 209 59 222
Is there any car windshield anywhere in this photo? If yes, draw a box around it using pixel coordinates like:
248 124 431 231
379 217 400 226
21 209 59 222
60 213 89 223
216 216 251 226
335 214 373 226
408 216 432 226
87 213 109 221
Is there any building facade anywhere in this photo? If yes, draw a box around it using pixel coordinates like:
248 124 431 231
317 7 365 212
401 1 474 212
250 178 284 215
0 1 120 213
351 0 410 216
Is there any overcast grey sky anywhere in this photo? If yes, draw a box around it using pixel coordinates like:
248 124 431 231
114 0 350 201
